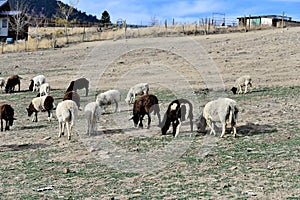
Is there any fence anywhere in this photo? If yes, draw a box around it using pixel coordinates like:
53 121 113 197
0 20 271 54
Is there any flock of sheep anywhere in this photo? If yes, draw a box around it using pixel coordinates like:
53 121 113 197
0 74 253 140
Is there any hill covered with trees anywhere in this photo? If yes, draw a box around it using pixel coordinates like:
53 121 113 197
8 0 99 23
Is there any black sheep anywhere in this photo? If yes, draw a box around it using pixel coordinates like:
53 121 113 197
161 99 193 137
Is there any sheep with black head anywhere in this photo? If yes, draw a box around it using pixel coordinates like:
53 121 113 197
161 99 193 137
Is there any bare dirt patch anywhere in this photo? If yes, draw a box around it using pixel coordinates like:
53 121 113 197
0 27 299 199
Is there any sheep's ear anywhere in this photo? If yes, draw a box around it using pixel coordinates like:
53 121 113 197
129 116 134 121
13 118 17 120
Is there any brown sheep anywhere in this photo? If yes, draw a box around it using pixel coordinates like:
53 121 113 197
5 75 22 93
63 91 80 109
130 94 161 129
0 104 15 131
66 78 89 96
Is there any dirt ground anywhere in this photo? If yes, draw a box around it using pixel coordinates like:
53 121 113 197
0 27 299 199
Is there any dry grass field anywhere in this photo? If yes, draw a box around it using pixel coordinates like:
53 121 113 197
0 26 299 199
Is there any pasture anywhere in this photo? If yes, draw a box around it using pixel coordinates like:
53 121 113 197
0 27 299 199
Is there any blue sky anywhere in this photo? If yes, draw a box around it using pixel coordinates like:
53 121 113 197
61 0 300 25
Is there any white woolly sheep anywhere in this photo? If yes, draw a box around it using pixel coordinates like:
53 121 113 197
56 100 78 140
196 98 239 138
26 95 55 122
39 83 50 96
84 102 102 135
125 83 149 104
231 75 252 94
96 89 121 113
29 75 46 92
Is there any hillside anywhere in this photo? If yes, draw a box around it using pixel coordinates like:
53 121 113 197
8 0 99 23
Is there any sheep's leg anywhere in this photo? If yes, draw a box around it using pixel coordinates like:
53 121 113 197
34 112 38 122
85 87 89 97
66 122 71 140
157 111 161 126
1 119 3 132
61 122 65 136
232 125 237 137
5 120 9 131
162 118 171 135
18 83 20 92
92 120 97 133
114 100 119 112
86 119 91 135
189 118 193 132
238 85 243 94
220 123 227 138
47 111 52 122
147 113 151 129
206 119 215 135
174 119 181 137
139 115 144 128
58 122 62 138
244 85 248 94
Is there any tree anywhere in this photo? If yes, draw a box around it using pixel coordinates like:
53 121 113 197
9 0 30 41
99 10 111 25
56 0 79 43
150 16 158 26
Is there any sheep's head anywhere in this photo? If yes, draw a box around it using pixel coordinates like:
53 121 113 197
231 87 238 95
26 107 34 117
125 97 131 105
129 114 139 128
5 85 12 93
99 95 108 105
196 113 207 133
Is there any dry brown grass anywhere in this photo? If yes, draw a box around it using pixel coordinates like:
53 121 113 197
0 24 272 53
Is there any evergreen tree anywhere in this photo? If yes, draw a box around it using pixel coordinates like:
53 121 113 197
99 10 111 24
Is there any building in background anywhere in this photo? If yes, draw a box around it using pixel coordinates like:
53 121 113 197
237 14 300 28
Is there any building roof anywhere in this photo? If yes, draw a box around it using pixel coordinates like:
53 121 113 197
0 11 21 15
237 15 292 20
0 0 8 8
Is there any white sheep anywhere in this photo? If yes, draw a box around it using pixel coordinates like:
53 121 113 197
84 102 102 135
125 83 149 104
231 75 252 94
96 89 121 113
196 98 239 138
29 75 46 92
56 100 78 140
0 77 5 91
39 83 51 96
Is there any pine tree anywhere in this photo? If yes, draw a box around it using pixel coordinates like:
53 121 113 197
99 10 111 24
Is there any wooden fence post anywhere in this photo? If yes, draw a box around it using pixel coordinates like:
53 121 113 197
82 27 86 42
124 20 127 39
208 18 210 34
202 18 207 34
282 11 284 28
248 15 251 31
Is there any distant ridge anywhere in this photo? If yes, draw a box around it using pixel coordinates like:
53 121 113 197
8 0 99 23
